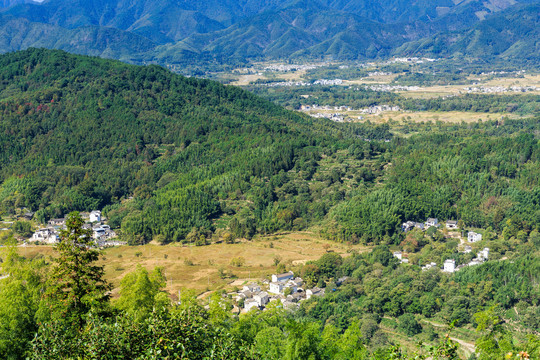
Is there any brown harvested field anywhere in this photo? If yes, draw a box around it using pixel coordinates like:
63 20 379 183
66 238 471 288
14 232 370 298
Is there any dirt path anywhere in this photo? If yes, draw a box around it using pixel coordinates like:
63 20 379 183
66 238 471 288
422 319 476 355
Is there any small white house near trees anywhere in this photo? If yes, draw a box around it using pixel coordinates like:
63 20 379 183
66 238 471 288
468 231 482 243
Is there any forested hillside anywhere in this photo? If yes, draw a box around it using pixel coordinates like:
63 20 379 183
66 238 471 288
0 48 391 243
1 49 540 247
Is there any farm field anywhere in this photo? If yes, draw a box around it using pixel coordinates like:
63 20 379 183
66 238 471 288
15 232 369 297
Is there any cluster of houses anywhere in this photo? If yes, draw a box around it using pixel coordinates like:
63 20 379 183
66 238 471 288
463 86 540 94
235 271 338 312
313 79 343 86
442 247 490 273
300 104 353 112
263 64 322 73
358 105 401 114
262 79 344 88
367 71 391 77
402 217 444 232
309 113 346 122
362 84 420 92
29 210 121 246
398 217 491 272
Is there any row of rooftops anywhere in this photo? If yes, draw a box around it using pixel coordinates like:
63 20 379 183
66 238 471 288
402 218 460 232
236 271 347 312
434 247 490 273
47 210 102 227
28 210 120 246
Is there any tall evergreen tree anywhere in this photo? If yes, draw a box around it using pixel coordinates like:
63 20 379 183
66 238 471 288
40 212 110 328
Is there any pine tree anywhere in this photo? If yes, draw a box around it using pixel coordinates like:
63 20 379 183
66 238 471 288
41 212 110 328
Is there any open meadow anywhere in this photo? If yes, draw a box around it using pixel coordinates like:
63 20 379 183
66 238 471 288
15 232 369 298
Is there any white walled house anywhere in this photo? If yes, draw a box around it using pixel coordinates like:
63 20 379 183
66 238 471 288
446 220 458 229
269 282 284 294
31 228 58 244
306 287 325 299
393 251 402 260
244 299 259 312
89 210 101 223
93 228 106 239
254 292 270 307
243 283 261 293
468 231 482 243
425 218 438 227
478 248 490 260
272 271 294 283
443 259 456 273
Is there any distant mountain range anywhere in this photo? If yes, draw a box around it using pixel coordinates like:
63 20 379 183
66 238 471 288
0 0 539 64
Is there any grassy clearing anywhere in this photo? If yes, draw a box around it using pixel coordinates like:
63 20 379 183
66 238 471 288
301 109 527 124
15 232 369 298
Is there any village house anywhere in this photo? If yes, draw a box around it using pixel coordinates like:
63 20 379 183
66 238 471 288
93 227 106 239
48 218 65 226
281 299 299 309
402 221 415 232
89 210 101 223
31 228 58 244
254 292 270 307
478 248 489 260
446 220 458 229
468 231 482 243
464 245 472 253
421 262 438 271
272 271 294 283
269 282 284 294
306 287 325 299
393 251 402 260
425 218 438 227
244 299 259 312
443 259 456 273
243 283 260 293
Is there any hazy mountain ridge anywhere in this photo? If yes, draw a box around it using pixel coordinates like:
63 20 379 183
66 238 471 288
394 4 540 60
0 0 539 63
0 14 156 59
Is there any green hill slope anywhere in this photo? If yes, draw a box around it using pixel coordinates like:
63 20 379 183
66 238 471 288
0 48 393 243
2 49 540 246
